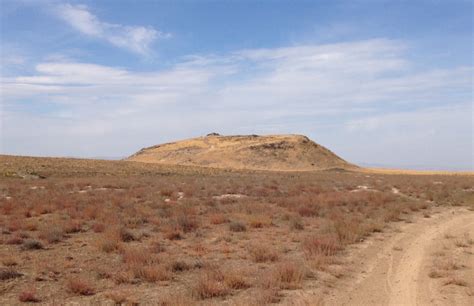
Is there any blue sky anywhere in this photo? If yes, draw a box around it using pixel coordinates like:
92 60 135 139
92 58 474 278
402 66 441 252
1 0 472 170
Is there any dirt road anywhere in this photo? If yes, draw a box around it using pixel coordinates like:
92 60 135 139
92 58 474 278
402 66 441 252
320 208 474 306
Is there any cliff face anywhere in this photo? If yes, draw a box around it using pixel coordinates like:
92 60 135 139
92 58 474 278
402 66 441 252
127 134 355 171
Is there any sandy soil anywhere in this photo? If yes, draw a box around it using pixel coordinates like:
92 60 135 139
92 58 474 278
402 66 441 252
322 208 474 306
364 168 474 176
287 207 474 306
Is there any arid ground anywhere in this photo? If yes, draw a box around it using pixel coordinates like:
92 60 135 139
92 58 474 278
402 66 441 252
1 155 473 305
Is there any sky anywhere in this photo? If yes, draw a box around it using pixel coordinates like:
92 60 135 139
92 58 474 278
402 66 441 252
0 0 472 170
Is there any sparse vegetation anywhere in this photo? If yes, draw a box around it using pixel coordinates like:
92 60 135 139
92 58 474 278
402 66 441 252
443 277 468 287
0 155 472 304
229 221 247 232
426 228 473 304
67 277 95 296
249 244 279 263
274 260 306 289
0 268 22 280
18 287 40 302
38 226 64 244
21 239 44 250
193 268 229 299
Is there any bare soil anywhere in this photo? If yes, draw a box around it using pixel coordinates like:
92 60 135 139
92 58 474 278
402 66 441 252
289 207 474 306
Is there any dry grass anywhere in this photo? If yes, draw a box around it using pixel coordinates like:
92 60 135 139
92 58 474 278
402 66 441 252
18 287 40 302
193 268 230 299
96 229 122 253
104 290 129 304
171 260 191 272
428 230 473 297
67 277 95 296
163 226 183 240
158 293 195 306
92 222 105 233
0 267 22 280
2 256 18 267
119 227 138 242
302 235 341 258
248 214 272 228
21 239 44 250
223 269 250 289
249 244 279 263
229 221 247 232
6 235 23 245
38 225 64 244
0 154 472 304
428 270 445 279
439 260 464 271
274 260 306 289
209 213 228 225
135 264 172 282
443 277 468 287
289 215 305 230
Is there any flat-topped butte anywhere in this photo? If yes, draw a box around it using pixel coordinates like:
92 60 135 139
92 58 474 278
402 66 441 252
127 134 355 171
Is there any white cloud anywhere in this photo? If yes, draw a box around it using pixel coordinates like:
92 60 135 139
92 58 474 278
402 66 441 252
55 4 169 55
1 39 472 169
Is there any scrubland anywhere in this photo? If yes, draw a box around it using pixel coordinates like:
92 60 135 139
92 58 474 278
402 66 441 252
0 155 473 304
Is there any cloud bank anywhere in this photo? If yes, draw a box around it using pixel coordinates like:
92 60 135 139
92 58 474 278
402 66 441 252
1 39 472 170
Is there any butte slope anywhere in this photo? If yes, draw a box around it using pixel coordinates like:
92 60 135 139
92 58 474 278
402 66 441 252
126 134 355 171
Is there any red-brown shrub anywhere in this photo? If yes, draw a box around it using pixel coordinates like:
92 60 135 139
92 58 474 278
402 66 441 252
67 277 95 296
19 287 40 302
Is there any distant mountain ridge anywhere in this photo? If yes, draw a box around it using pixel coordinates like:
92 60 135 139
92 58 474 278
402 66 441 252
126 134 356 171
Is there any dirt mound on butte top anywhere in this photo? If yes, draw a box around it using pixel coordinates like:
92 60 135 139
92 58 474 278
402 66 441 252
127 134 355 171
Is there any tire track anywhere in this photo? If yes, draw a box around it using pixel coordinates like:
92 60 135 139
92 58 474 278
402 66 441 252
325 208 474 306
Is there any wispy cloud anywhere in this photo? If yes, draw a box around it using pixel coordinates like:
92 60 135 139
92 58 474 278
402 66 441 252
55 4 169 55
1 39 472 169
343 105 473 170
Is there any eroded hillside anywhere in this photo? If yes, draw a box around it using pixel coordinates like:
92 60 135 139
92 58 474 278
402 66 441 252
127 134 354 171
